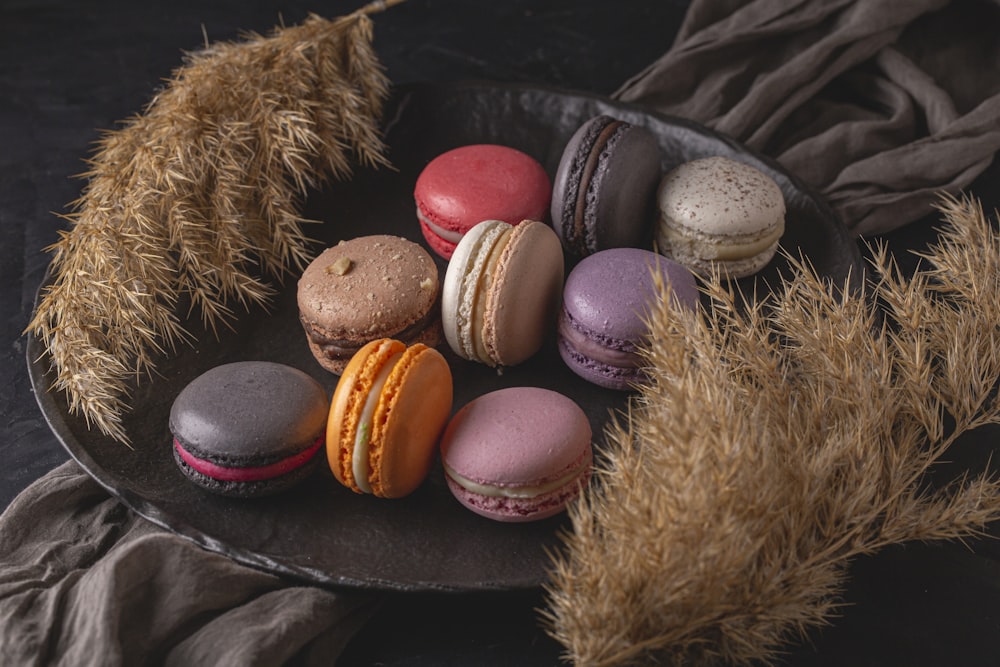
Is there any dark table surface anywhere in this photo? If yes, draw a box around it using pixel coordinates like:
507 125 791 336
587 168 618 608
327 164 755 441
4 1 1000 664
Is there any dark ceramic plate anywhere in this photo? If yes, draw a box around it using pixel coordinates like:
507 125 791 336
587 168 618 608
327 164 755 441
27 82 861 593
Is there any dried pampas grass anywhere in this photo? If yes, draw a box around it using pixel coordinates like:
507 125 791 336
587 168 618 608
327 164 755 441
27 2 401 443
544 194 1000 665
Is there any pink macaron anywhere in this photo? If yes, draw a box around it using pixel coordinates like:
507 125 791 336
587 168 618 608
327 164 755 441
414 144 552 259
439 387 593 523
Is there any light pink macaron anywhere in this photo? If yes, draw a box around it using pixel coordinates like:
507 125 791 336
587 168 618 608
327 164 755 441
439 387 593 522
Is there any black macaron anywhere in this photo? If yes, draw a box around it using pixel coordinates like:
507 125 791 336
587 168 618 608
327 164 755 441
550 115 661 259
169 361 328 498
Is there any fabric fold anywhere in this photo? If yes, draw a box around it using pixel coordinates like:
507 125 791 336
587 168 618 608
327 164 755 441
615 0 1000 236
0 462 378 666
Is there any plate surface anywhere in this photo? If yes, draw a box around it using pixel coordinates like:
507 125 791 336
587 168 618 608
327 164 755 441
27 82 861 592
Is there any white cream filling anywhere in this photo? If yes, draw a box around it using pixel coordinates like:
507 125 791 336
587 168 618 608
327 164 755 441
417 208 464 243
457 224 511 363
659 218 782 261
352 351 403 494
444 462 585 499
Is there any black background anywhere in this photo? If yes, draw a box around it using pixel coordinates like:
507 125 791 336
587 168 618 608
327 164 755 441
3 1 1000 664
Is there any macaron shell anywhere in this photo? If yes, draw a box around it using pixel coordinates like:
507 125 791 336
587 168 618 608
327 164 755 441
444 465 590 522
418 218 461 259
327 338 407 492
656 156 785 278
562 248 698 344
169 361 328 497
414 144 551 258
170 361 328 462
298 235 441 373
550 116 607 252
558 248 698 390
482 220 564 366
658 157 785 236
306 317 444 376
587 122 660 251
556 336 643 391
441 219 512 362
440 387 590 488
658 222 780 279
440 387 593 522
551 116 660 257
370 344 453 498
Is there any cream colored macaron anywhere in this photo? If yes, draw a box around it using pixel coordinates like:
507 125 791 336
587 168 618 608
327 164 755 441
656 156 785 279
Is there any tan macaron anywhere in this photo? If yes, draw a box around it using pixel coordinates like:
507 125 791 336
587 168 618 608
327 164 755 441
441 219 564 368
656 156 786 279
297 235 442 374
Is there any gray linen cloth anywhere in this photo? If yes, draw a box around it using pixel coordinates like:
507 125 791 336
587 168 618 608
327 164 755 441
0 462 377 666
614 0 1000 236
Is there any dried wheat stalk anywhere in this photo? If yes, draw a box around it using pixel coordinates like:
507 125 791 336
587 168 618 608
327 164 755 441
27 2 401 443
544 194 1000 665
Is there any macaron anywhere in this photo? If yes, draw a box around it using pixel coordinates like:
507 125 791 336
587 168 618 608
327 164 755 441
550 115 661 259
656 156 786 279
439 387 593 522
297 235 441 375
414 144 552 259
558 248 699 390
441 219 564 368
327 338 453 498
169 361 328 498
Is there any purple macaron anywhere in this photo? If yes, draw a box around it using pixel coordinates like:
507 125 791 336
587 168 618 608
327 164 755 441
439 387 593 523
550 115 661 259
558 248 699 390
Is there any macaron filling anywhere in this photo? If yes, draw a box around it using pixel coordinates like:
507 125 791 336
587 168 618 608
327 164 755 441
557 310 641 369
417 209 464 244
572 118 625 255
303 304 438 362
351 349 403 494
455 222 513 364
443 453 589 499
659 219 783 262
556 116 627 257
173 437 323 483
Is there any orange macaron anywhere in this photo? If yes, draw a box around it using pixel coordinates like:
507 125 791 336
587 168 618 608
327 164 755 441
327 338 453 498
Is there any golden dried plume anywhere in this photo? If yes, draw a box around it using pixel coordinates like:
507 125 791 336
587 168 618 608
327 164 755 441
545 194 1000 665
27 1 402 443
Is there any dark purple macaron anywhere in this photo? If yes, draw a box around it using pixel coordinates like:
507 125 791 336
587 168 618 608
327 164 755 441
558 248 699 390
169 361 328 497
550 115 661 259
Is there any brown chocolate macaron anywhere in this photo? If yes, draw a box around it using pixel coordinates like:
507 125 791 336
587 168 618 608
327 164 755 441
297 235 442 374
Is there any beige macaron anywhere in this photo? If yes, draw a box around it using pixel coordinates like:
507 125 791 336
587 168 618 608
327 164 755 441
441 219 564 367
656 156 786 279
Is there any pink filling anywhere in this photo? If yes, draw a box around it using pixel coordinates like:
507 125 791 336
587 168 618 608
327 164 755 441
174 438 323 483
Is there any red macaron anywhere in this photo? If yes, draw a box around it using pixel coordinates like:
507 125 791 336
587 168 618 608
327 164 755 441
414 144 552 259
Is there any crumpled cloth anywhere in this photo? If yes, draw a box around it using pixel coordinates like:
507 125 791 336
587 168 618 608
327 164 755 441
0 462 378 666
614 0 1000 236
